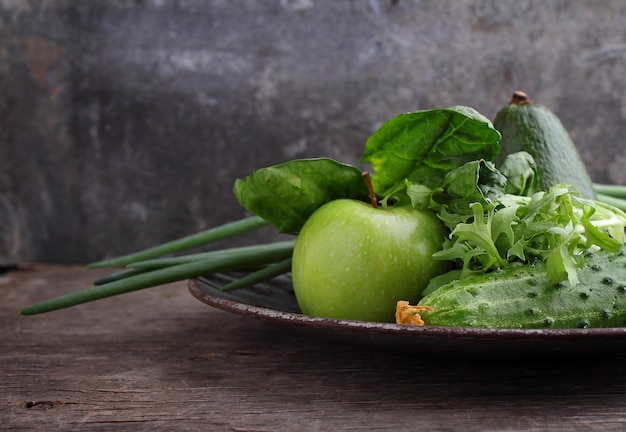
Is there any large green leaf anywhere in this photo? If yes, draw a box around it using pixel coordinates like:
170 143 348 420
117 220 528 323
233 158 370 234
360 106 501 196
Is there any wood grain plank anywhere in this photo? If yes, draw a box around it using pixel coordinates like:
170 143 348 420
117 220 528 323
3 265 626 431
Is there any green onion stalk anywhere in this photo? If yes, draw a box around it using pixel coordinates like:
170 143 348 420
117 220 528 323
20 217 295 315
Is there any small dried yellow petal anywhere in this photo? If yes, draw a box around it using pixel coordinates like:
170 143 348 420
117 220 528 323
395 300 434 326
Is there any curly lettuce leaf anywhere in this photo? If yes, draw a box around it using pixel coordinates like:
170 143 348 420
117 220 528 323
407 151 625 287
429 184 626 286
233 158 370 234
360 106 501 196
433 202 508 278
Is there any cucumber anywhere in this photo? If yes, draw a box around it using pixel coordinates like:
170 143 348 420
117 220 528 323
493 91 596 199
418 251 626 329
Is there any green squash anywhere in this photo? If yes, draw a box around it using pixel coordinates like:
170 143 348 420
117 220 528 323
493 91 596 199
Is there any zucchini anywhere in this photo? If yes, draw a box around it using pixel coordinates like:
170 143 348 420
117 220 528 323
418 251 626 329
493 91 596 199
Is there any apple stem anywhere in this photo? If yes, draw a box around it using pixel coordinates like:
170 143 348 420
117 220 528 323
362 172 378 208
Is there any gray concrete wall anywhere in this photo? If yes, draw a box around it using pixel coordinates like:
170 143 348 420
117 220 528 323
1 0 625 263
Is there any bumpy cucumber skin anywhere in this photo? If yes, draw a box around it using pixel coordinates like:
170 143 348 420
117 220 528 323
493 102 596 199
418 252 626 329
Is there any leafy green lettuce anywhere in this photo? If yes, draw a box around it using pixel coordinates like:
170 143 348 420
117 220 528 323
413 177 626 287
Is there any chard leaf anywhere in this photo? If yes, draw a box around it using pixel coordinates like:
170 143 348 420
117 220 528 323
360 106 501 196
233 158 370 234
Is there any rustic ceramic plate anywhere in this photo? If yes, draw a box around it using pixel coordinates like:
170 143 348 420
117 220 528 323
188 273 626 358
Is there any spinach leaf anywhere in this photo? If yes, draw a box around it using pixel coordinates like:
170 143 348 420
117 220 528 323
233 158 370 234
407 158 507 228
498 151 538 196
432 159 506 214
360 106 501 196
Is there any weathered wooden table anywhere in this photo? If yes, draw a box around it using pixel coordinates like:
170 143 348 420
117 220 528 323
3 264 626 431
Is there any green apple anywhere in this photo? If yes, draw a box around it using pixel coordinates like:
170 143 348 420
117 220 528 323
291 199 451 322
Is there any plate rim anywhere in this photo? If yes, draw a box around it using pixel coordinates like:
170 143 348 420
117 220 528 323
188 277 626 342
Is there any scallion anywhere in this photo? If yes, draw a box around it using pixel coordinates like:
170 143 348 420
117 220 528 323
594 183 626 199
128 241 294 270
21 241 293 315
88 216 269 268
220 258 293 292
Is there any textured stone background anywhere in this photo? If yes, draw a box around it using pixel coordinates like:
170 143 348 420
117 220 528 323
1 0 625 263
